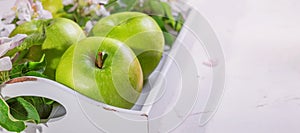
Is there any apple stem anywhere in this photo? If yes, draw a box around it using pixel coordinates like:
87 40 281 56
96 52 103 69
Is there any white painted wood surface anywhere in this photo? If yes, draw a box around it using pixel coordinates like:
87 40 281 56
182 0 300 133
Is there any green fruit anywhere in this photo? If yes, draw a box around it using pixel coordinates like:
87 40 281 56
56 37 143 109
90 12 164 79
42 18 85 78
41 0 63 17
10 18 86 79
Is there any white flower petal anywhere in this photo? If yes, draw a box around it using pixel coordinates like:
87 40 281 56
40 10 53 19
99 5 110 16
63 0 74 5
0 37 10 44
2 11 16 24
35 1 43 10
0 42 11 57
0 34 27 56
0 21 14 37
17 10 32 21
9 34 27 49
35 1 52 19
91 0 108 4
12 34 27 42
16 0 33 21
68 3 78 12
0 24 16 37
16 20 27 25
0 56 12 71
83 6 91 15
84 20 94 34
139 0 144 7
93 4 110 16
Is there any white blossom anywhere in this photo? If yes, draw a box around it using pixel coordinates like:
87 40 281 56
139 0 144 7
91 0 108 5
63 0 74 5
15 0 34 22
0 0 52 71
97 5 110 16
35 1 52 19
9 34 27 49
0 41 12 71
0 41 11 57
84 20 96 34
0 14 16 37
117 1 126 8
1 11 16 24
67 3 78 12
0 56 12 71
83 4 110 16
0 34 27 71
0 21 16 37
0 34 27 55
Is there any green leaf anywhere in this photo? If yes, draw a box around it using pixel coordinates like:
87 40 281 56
149 0 165 16
27 55 46 72
175 13 184 32
151 16 167 32
161 2 176 28
9 20 45 37
9 63 28 79
121 0 138 11
110 0 138 13
0 71 10 85
105 0 118 8
18 33 46 51
25 45 44 62
20 97 54 119
6 32 46 65
7 20 47 62
163 32 176 46
63 4 75 12
24 71 47 78
0 97 26 132
7 97 40 123
76 15 90 28
9 56 47 79
3 96 56 132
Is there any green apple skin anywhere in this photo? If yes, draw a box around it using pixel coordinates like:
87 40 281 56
41 0 63 17
90 12 164 79
42 18 86 79
56 37 143 109
10 18 85 79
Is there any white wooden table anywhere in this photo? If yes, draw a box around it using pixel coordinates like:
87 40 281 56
179 0 300 133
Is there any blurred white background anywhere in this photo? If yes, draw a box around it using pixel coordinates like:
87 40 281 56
0 0 14 13
184 0 300 133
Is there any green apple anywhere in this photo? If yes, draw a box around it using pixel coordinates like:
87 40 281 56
9 18 86 79
90 12 164 79
42 18 85 79
56 37 143 109
41 0 64 17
